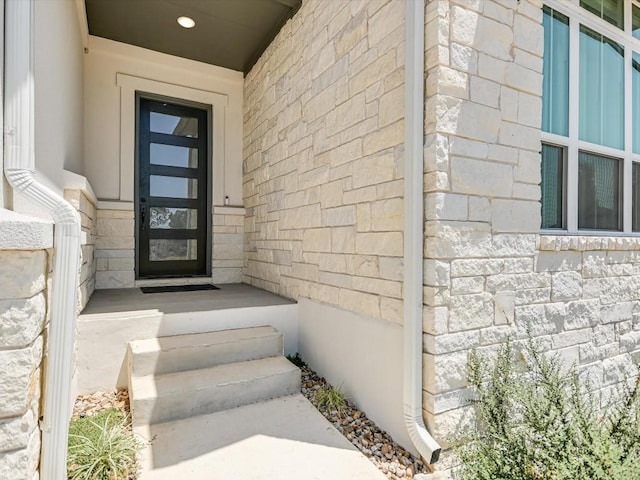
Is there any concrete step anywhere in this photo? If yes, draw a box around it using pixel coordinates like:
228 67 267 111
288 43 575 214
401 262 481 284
131 356 300 426
128 326 283 377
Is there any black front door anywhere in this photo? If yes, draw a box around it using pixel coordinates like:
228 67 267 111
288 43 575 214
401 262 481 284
137 98 209 278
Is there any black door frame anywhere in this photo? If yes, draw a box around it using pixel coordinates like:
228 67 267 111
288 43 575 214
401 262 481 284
134 92 212 279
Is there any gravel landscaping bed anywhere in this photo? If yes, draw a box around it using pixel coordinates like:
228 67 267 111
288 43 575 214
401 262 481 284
300 365 430 480
72 388 130 419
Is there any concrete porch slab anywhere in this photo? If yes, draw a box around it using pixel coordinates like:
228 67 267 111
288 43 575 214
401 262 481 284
135 394 387 480
82 283 294 315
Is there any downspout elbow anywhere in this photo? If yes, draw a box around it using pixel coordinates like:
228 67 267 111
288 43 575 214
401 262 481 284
4 167 81 230
404 406 441 465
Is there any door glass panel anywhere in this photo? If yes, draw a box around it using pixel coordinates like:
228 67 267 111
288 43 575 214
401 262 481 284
150 175 198 199
150 112 198 138
150 144 198 168
150 207 198 229
578 151 621 231
149 239 198 261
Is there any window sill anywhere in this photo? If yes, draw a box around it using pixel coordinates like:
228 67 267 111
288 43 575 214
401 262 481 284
539 232 640 251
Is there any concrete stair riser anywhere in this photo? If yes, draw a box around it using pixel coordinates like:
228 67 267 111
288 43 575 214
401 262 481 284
128 326 283 377
131 356 301 426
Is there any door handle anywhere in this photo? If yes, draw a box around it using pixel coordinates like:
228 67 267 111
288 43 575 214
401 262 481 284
140 202 146 230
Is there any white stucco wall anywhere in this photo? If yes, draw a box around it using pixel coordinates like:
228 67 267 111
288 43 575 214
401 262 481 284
83 36 244 206
33 0 84 192
298 298 414 456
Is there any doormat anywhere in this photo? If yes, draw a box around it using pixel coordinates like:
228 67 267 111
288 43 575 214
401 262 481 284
140 284 220 294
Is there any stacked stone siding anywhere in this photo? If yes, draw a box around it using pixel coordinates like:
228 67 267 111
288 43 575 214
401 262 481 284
95 208 135 289
95 207 244 288
212 208 245 283
0 249 49 480
243 0 407 322
422 0 640 470
65 188 97 310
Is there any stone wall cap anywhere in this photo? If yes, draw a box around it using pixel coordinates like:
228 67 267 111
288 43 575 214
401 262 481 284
63 169 98 207
97 200 134 211
539 234 640 252
0 209 53 250
214 206 246 216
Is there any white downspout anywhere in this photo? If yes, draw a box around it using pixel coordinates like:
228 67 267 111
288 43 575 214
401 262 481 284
403 0 441 466
4 1 82 479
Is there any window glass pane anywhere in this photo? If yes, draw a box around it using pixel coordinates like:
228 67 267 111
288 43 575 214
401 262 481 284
633 4 640 39
634 164 640 231
579 26 624 150
541 144 564 229
149 239 197 261
150 175 198 199
150 144 198 168
580 0 624 29
578 151 621 230
149 207 198 229
150 112 198 138
542 7 570 136
634 53 640 154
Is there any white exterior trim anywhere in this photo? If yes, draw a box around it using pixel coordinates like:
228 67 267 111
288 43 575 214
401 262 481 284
115 73 228 204
73 0 88 48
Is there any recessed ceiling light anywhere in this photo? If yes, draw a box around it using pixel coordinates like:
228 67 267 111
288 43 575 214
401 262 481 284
177 16 195 29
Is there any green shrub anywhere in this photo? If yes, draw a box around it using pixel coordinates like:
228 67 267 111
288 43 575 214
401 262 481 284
67 408 144 480
456 338 640 480
314 384 349 415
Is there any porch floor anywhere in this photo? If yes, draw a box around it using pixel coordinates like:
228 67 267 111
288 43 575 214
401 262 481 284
82 283 294 315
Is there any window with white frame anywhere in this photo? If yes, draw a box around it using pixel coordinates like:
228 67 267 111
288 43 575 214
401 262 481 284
541 0 640 233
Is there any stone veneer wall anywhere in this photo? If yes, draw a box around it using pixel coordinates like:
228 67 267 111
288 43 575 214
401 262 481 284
65 189 97 310
0 248 49 480
95 208 135 289
243 0 407 322
95 207 244 288
423 0 640 471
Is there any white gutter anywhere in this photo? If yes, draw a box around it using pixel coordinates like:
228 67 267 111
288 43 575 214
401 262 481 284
403 0 441 466
4 1 82 479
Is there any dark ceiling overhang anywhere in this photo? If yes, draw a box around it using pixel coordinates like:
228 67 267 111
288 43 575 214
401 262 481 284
84 0 302 75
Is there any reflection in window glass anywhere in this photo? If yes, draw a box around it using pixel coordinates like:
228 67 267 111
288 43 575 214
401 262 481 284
541 144 564 229
542 7 570 136
580 0 624 29
150 112 198 138
578 151 621 230
150 175 198 199
150 207 198 229
579 26 624 150
150 144 198 168
149 239 197 261
634 4 640 39
634 164 640 231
